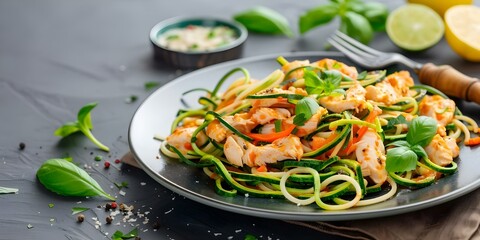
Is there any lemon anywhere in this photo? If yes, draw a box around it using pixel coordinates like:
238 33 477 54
407 0 473 17
445 5 480 62
386 4 444 51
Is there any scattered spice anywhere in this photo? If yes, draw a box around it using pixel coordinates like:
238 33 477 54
19 142 26 150
152 221 161 230
27 224 33 229
106 203 112 211
77 214 85 223
104 161 111 169
111 202 118 209
114 159 121 164
48 203 54 208
125 95 138 104
94 155 103 161
106 216 113 224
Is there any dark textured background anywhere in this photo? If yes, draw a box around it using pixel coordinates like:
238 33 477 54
1 0 479 239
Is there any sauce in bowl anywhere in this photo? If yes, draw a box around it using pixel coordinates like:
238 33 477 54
157 25 237 52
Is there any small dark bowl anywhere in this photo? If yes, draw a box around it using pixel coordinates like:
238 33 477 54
150 17 248 69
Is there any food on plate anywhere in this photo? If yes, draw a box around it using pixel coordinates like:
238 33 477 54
156 25 237 52
159 57 479 210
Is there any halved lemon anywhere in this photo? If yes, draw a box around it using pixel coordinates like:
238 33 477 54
386 4 444 51
407 0 473 17
445 5 480 62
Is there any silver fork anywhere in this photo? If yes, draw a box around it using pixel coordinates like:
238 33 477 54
327 31 480 105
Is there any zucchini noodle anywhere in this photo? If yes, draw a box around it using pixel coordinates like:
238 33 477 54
158 57 479 210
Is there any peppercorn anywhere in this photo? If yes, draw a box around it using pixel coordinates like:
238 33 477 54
152 221 161 230
106 216 113 224
105 203 112 211
114 159 121 164
77 214 85 223
18 142 26 150
104 161 110 169
110 202 117 209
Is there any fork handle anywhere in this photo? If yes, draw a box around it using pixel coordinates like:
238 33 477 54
418 63 480 105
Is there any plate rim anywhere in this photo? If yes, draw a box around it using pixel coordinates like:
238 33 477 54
128 51 480 221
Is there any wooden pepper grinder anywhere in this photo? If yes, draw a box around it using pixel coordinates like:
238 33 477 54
418 63 480 105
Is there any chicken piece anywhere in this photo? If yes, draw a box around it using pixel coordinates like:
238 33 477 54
206 113 256 143
319 82 367 113
224 135 303 167
286 107 328 137
281 60 310 79
424 134 454 166
419 95 456 127
314 58 358 80
445 137 460 158
251 107 291 125
355 128 387 184
365 71 414 105
166 127 208 155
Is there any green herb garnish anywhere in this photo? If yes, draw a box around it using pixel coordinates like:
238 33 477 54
54 102 110 152
112 227 138 240
293 97 320 126
71 207 90 215
114 181 129 190
304 68 344 98
36 158 115 200
144 81 159 91
386 116 437 172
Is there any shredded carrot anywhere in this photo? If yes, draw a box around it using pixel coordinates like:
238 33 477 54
466 137 480 146
256 165 268 172
216 96 235 110
247 123 296 142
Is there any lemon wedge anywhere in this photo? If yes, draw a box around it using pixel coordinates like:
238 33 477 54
445 5 480 62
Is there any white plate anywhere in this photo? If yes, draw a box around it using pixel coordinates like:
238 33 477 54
128 51 480 221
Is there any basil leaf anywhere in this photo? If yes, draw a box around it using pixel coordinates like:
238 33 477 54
410 144 428 158
383 115 407 131
386 146 418 172
78 102 96 129
0 186 19 194
406 116 437 146
234 6 293 37
359 2 389 32
56 103 110 152
340 11 373 44
36 158 115 200
294 97 320 126
304 69 324 95
320 70 342 94
299 3 339 34
387 140 410 148
71 207 89 215
54 122 80 137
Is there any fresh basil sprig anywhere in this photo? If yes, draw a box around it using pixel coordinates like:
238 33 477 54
386 116 437 172
233 6 293 37
36 158 115 200
293 97 320 126
299 0 389 44
304 69 345 97
54 102 110 152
